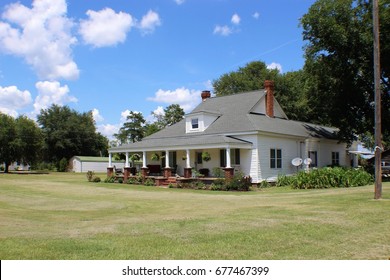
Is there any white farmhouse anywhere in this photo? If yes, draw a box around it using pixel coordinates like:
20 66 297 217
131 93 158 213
108 80 358 183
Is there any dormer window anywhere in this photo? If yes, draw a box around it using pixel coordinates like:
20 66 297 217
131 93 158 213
185 112 219 133
191 118 199 129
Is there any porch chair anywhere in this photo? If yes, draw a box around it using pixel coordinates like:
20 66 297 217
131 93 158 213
113 165 123 175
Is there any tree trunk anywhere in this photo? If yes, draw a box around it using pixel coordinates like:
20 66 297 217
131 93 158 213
4 162 9 173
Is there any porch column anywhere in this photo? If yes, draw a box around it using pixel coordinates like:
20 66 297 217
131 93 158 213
107 152 114 177
226 148 231 168
165 150 170 168
223 167 234 180
108 153 113 167
224 147 234 180
184 149 192 178
142 151 147 168
125 152 129 167
141 151 148 179
107 167 114 177
186 149 191 168
124 167 131 183
164 150 172 178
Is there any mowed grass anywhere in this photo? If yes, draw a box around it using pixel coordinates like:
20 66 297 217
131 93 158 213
0 172 389 260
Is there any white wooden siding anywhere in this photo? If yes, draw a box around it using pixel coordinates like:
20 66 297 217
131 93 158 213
317 141 350 167
71 159 125 173
251 136 352 182
257 135 302 181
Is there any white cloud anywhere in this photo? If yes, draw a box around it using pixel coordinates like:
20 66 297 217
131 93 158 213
267 62 283 73
0 107 18 118
213 25 233 36
148 87 201 112
145 105 165 124
0 85 32 117
139 10 161 35
97 123 119 140
120 109 131 122
79 8 134 48
153 106 165 116
92 108 104 122
174 0 186 5
33 81 77 113
253 12 260 19
231 13 241 25
0 0 79 80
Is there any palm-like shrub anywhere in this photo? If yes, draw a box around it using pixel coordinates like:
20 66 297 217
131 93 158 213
277 167 373 189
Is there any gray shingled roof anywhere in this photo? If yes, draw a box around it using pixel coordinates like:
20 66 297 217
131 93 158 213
109 90 338 152
110 134 252 153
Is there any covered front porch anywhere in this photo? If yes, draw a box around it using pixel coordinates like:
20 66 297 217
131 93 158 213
107 138 253 186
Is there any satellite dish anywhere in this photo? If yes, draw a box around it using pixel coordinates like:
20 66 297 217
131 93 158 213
304 158 312 165
291 157 303 167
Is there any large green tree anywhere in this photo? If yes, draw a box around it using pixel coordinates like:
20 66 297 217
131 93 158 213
162 104 185 127
274 70 311 122
37 105 109 168
301 0 390 145
14 116 44 167
144 104 185 137
212 61 310 121
115 111 146 144
145 104 185 137
0 113 17 172
121 104 185 139
0 113 43 172
212 61 280 96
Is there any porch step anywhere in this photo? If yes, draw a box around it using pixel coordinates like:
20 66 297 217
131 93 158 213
161 177 177 186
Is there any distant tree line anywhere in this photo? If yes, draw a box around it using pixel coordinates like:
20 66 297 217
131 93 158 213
0 105 109 173
37 105 109 171
0 103 185 172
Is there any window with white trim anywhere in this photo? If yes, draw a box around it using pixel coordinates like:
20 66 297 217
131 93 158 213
308 151 318 167
270 149 282 169
191 118 199 129
220 149 240 167
332 152 339 166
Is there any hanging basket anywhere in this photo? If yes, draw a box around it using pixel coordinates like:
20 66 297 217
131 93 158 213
151 153 160 161
201 151 211 162
130 154 140 161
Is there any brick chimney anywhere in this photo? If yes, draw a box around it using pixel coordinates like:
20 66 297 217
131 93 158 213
264 80 274 118
201 90 211 101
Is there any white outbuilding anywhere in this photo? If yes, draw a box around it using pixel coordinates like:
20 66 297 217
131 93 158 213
70 156 125 173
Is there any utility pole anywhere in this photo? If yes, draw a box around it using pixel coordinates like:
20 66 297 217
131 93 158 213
373 0 382 199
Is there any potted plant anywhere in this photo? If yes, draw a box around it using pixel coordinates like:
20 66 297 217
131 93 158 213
192 168 202 178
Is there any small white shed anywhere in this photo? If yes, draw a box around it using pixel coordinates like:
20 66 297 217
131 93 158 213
70 156 125 173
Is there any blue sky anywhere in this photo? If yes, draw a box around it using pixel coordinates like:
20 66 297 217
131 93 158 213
0 0 316 139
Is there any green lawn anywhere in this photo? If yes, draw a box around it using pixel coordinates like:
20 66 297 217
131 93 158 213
0 172 389 260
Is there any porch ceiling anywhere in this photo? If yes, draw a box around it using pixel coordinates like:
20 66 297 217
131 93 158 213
109 134 252 153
